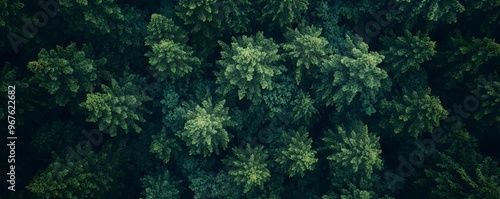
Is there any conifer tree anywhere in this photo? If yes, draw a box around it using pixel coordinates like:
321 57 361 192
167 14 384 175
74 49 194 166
223 144 271 193
315 35 388 115
140 169 181 199
259 0 309 28
80 73 151 136
28 43 106 106
275 127 318 177
283 25 329 84
216 32 285 103
378 88 448 137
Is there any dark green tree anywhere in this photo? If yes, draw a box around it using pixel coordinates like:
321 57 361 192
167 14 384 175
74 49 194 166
472 75 500 126
215 32 285 103
443 34 500 81
380 31 437 78
80 73 151 136
259 0 309 28
378 88 448 137
28 43 106 106
26 142 125 199
290 90 318 125
315 35 388 115
322 121 383 179
223 144 271 193
144 14 200 81
140 169 181 199
283 25 330 84
275 127 318 177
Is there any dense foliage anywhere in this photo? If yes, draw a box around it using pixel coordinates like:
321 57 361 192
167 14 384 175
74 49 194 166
1 0 499 198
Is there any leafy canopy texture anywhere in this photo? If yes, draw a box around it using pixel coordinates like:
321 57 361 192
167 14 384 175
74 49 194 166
380 31 437 77
275 127 318 177
140 169 181 199
80 74 151 136
473 75 500 126
322 121 383 179
223 144 271 193
283 25 329 84
26 143 125 199
259 0 309 28
177 99 235 157
216 32 285 103
316 35 388 115
379 88 448 137
28 43 106 106
145 14 200 81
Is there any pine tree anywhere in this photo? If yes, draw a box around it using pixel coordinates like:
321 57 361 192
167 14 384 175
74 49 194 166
259 0 309 28
472 75 500 126
283 25 330 84
223 144 271 193
140 169 181 199
80 73 151 136
315 34 388 115
322 121 383 179
26 142 125 199
378 88 448 137
275 127 318 177
177 99 236 157
28 43 106 106
290 90 318 125
216 32 285 103
380 31 437 78
144 14 200 81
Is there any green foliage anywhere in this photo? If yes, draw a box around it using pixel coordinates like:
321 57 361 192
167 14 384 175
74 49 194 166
177 99 235 156
443 34 500 81
1 62 29 119
216 32 285 103
425 153 500 198
140 169 181 199
315 35 388 115
379 88 448 137
322 121 383 179
472 75 500 126
291 90 318 124
26 142 125 199
150 127 179 164
283 25 329 84
259 0 309 28
275 127 318 177
395 0 465 24
380 31 437 77
219 0 252 33
28 43 106 106
31 120 80 154
59 0 146 49
80 74 151 136
223 144 271 193
176 0 221 39
144 13 200 81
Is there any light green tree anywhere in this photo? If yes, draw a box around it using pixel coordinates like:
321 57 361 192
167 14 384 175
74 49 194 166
177 99 235 157
378 88 448 137
216 32 285 103
223 144 271 193
275 127 318 177
28 43 106 106
80 74 151 136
